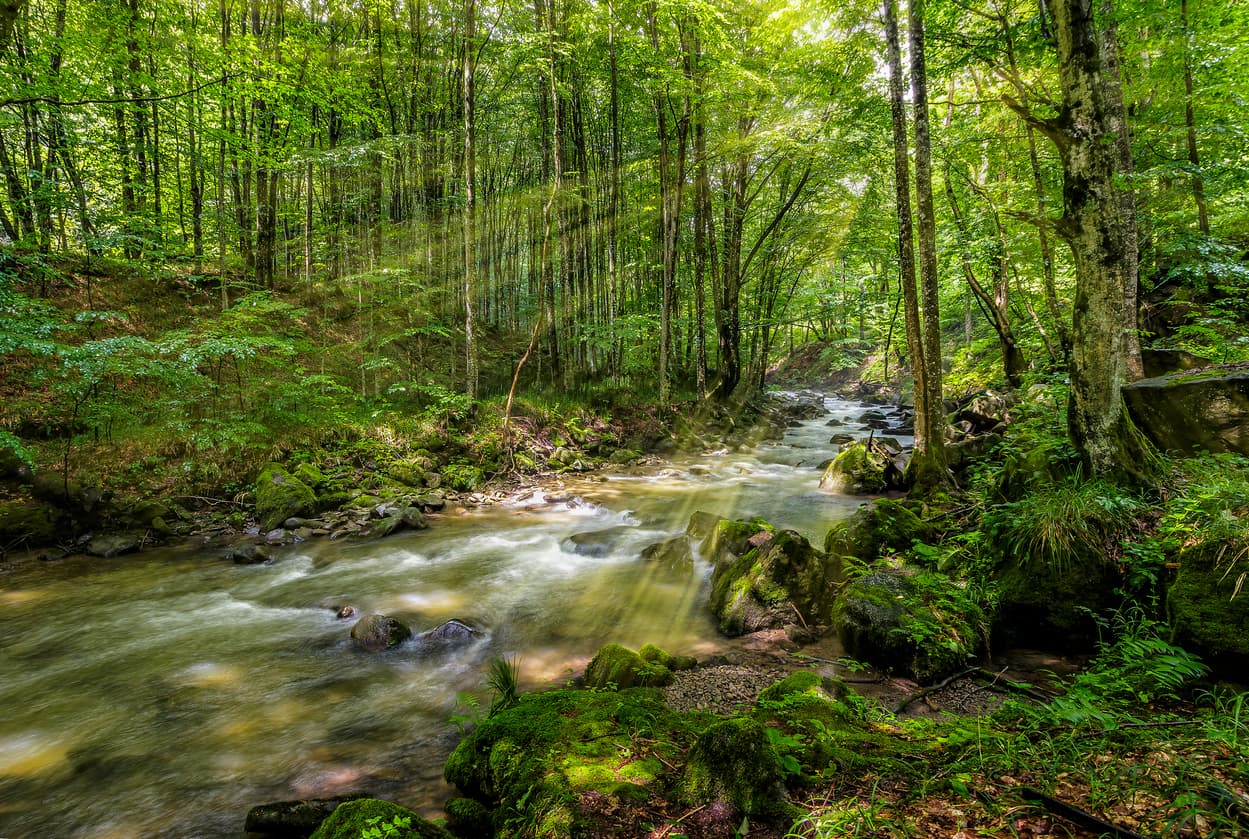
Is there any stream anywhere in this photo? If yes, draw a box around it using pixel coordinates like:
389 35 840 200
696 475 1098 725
0 394 907 838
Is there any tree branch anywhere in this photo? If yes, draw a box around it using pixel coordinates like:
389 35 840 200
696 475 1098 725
1 73 242 109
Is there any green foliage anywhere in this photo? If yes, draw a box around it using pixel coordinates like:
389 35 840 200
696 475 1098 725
985 477 1142 574
487 656 521 717
361 813 411 839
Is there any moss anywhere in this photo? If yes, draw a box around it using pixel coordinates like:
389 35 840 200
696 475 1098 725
1169 545 1249 666
708 528 841 636
444 797 492 838
824 498 932 562
638 643 671 667
0 500 62 546
700 517 771 567
757 671 821 703
308 798 452 839
444 689 695 838
678 718 795 821
584 643 674 689
293 462 325 489
819 443 889 494
254 462 317 531
441 463 484 492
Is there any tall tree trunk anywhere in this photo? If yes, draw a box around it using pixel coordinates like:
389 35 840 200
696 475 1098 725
1011 0 1154 480
1181 0 1209 236
907 0 949 491
462 0 478 398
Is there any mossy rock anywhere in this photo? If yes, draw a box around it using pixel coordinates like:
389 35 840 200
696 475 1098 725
994 555 1118 652
254 463 317 532
833 569 982 684
444 797 492 838
638 643 696 671
308 798 452 839
824 499 933 562
293 462 326 489
0 500 63 546
444 689 687 838
686 510 724 542
316 490 353 513
607 448 642 465
678 718 794 821
387 461 428 489
441 464 484 493
350 614 413 652
584 643 674 689
709 529 842 636
699 517 772 569
1168 546 1249 671
640 536 693 571
819 443 893 494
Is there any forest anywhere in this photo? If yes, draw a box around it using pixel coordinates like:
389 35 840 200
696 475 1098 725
0 0 1248 836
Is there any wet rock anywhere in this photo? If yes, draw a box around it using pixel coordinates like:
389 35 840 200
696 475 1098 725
86 533 140 558
244 793 370 837
709 527 843 636
350 614 412 652
562 526 634 557
413 619 479 652
371 506 427 538
829 433 856 445
685 510 724 542
336 605 357 620
607 448 643 464
254 463 317 532
818 442 902 494
640 536 694 571
226 544 271 565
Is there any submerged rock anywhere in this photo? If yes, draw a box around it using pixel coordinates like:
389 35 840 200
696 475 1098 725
350 614 412 651
562 525 634 557
412 619 480 654
244 793 370 837
640 536 693 570
86 533 141 558
225 543 272 565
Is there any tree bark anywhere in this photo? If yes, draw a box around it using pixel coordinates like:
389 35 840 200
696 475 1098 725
462 0 478 398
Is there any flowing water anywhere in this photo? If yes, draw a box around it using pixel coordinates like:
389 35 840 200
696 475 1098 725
0 395 907 838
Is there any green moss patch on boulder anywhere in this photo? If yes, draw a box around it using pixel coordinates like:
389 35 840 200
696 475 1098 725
441 463 484 492
584 643 674 689
708 528 842 636
443 689 692 838
677 718 794 821
698 516 771 569
308 798 452 839
1169 546 1249 668
0 499 63 546
833 569 983 684
255 462 318 532
819 443 900 494
824 498 932 562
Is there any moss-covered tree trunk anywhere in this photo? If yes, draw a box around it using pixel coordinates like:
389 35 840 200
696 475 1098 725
1021 0 1154 480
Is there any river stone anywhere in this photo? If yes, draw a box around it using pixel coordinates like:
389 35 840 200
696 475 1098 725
829 433 856 445
686 510 725 542
1122 368 1249 457
86 533 140 558
709 528 842 636
641 536 694 571
413 619 479 653
584 643 674 689
350 614 412 651
226 544 271 565
372 506 427 538
255 463 317 532
678 718 793 821
819 442 900 494
562 525 634 557
244 793 370 837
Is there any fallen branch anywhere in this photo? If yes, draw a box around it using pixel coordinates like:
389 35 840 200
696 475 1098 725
973 666 1055 704
172 495 247 507
1018 786 1149 839
657 804 708 838
893 667 978 714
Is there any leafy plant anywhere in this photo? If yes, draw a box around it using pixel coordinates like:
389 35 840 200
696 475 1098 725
361 813 411 839
487 656 521 717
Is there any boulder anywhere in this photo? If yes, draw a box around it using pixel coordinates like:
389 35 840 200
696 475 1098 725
818 443 902 494
952 392 1015 434
444 797 492 838
413 619 479 652
255 463 317 532
638 643 697 672
640 536 693 571
0 500 62 547
678 718 793 821
441 464 484 492
994 555 1118 652
244 793 369 837
562 526 634 557
833 569 982 684
824 499 932 562
698 517 772 570
685 510 724 542
371 506 427 539
1141 347 1212 378
308 798 452 839
583 643 674 689
1168 545 1249 671
607 448 643 465
829 433 856 445
350 614 412 652
225 544 271 565
292 462 325 490
709 528 843 636
86 533 140 558
1123 368 1249 457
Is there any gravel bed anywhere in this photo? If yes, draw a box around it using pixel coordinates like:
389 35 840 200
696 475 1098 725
662 664 791 714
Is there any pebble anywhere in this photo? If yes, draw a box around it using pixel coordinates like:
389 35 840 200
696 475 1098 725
662 664 790 714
